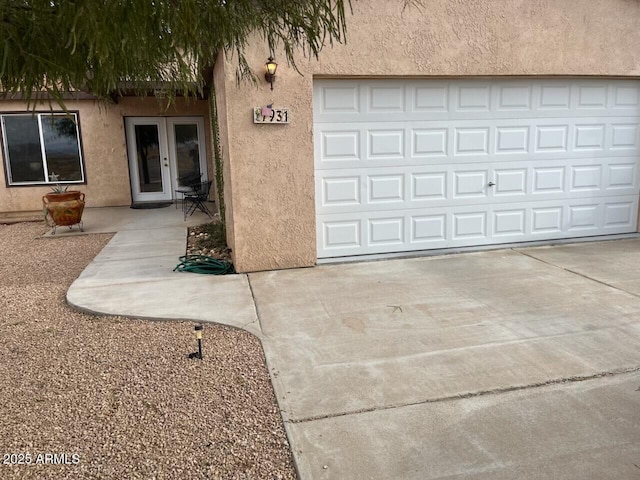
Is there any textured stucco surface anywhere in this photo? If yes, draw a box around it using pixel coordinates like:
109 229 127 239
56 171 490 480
220 0 640 272
0 97 212 213
213 53 237 258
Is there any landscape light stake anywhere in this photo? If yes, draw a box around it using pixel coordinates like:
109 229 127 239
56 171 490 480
195 325 204 360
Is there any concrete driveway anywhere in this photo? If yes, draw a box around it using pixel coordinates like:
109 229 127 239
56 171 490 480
249 240 640 479
67 213 640 479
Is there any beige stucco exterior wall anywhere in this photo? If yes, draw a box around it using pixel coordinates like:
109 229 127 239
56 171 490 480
213 53 237 258
219 0 640 272
0 97 212 214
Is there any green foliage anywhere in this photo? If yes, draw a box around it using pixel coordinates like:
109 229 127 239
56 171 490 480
0 0 352 105
1 0 416 245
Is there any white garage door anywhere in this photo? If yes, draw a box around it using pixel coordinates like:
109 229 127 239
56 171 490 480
314 79 640 259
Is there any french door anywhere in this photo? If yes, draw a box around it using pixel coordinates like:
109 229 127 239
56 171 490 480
126 117 207 203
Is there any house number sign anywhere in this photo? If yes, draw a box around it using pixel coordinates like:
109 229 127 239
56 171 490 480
254 104 289 124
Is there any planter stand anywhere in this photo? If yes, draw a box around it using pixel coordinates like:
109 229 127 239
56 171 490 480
45 218 84 235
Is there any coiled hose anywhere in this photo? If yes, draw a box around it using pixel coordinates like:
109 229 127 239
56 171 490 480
174 255 234 275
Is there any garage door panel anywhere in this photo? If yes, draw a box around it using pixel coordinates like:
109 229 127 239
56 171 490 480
531 207 563 235
532 166 566 194
316 119 639 172
412 172 448 201
321 176 361 207
412 128 448 158
574 123 606 151
315 81 640 124
367 85 406 113
317 196 638 258
322 219 362 252
318 130 361 164
318 82 361 115
412 83 449 113
368 174 404 204
453 170 489 199
454 127 490 156
493 168 528 197
610 123 640 151
453 84 492 113
495 126 530 154
534 124 569 154
316 160 637 215
367 129 405 159
412 214 447 244
604 201 636 229
575 84 609 110
570 165 602 192
452 211 488 240
493 209 527 238
605 163 637 190
613 83 640 110
315 79 640 259
495 84 533 112
368 217 405 247
567 203 601 232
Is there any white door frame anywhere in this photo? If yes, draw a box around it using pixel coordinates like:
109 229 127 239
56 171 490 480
126 116 208 203
166 117 208 194
126 117 172 202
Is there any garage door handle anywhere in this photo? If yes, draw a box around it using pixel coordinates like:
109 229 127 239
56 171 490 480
488 182 495 187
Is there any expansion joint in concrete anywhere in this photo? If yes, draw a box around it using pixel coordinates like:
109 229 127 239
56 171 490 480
514 249 640 299
290 366 640 424
246 274 264 335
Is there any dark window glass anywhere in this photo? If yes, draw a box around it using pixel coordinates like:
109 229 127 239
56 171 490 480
134 124 162 193
2 113 84 185
42 116 83 181
174 124 201 185
3 116 45 183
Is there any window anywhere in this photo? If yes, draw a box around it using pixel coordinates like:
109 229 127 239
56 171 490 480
1 113 85 185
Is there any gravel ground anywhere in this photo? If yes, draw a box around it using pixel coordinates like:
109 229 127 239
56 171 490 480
0 222 296 480
186 220 232 262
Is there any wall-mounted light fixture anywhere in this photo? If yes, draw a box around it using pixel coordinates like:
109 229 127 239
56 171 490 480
265 57 278 90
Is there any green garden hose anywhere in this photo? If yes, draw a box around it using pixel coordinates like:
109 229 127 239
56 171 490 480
174 255 234 275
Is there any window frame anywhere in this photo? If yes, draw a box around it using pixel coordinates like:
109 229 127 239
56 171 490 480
1 111 87 187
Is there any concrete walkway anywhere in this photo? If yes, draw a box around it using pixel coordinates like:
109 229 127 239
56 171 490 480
66 206 259 335
65 208 640 479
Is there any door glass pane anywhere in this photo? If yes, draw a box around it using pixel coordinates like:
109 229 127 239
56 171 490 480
134 124 163 193
3 115 45 183
42 115 82 181
174 124 201 185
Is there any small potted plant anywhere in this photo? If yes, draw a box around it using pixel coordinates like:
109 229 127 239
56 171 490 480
42 173 85 234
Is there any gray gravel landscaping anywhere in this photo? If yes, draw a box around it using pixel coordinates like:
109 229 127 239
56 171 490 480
0 222 296 479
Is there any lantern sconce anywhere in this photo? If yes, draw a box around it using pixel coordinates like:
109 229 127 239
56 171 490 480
265 57 278 90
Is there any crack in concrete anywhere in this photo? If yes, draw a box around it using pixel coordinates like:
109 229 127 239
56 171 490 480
240 318 259 330
289 366 640 424
514 249 640 300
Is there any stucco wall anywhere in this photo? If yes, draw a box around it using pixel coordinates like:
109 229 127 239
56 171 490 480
0 97 212 214
220 0 640 272
213 53 237 258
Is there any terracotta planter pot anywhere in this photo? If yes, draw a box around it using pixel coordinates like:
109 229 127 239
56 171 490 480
42 191 85 231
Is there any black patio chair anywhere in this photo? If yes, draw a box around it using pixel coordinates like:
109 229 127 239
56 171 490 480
175 172 203 209
183 180 214 220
